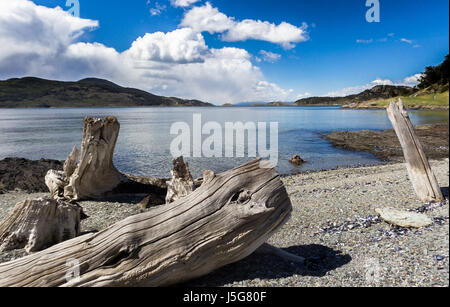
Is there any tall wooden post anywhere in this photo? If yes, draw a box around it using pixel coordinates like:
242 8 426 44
387 99 443 202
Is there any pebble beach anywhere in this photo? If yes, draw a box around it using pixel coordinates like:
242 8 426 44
0 159 448 287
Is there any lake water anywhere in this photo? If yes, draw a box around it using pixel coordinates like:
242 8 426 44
0 106 448 178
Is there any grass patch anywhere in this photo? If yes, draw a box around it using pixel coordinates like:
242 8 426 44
365 91 449 107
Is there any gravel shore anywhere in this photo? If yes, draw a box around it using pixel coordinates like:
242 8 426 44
0 159 448 287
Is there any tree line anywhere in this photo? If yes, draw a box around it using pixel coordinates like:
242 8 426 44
417 54 449 89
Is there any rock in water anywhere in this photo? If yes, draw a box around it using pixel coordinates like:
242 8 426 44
375 208 433 228
289 155 306 166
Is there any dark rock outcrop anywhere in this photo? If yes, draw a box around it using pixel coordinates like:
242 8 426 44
0 158 63 193
324 123 449 161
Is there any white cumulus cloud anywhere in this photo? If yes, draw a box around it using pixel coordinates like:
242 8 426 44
0 0 98 76
0 0 298 105
171 0 202 7
125 28 209 63
180 2 308 49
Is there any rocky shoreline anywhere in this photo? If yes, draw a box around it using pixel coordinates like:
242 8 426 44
324 123 449 161
0 157 448 286
0 158 63 194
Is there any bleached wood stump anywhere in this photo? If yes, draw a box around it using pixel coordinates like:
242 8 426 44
0 159 292 287
0 199 83 254
63 117 122 200
165 156 196 204
45 117 168 201
387 99 444 202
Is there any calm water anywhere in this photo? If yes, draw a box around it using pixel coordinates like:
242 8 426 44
0 106 448 178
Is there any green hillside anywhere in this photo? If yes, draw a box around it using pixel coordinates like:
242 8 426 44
0 77 212 108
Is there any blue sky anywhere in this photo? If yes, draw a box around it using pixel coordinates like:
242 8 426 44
1 0 449 103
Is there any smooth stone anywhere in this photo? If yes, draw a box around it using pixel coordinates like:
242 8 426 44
375 208 433 228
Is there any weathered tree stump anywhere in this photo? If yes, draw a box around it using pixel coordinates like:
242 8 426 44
0 198 83 254
165 156 196 204
63 117 123 200
387 99 444 202
0 159 292 287
45 117 168 201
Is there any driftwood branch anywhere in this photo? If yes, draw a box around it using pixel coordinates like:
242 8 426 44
387 99 443 202
0 159 292 287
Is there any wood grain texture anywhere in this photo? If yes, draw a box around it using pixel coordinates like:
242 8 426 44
0 159 292 287
387 99 443 202
63 117 122 200
0 199 82 254
165 156 195 204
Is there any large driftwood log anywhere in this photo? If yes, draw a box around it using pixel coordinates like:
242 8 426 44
0 199 83 254
45 117 168 201
0 159 292 287
387 99 444 202
165 156 196 204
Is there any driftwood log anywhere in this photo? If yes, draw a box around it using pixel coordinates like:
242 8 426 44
0 199 83 254
0 159 292 287
387 99 444 202
45 117 167 201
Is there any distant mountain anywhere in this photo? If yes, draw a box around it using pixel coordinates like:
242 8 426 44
233 102 262 107
253 101 294 107
0 77 213 108
294 85 415 106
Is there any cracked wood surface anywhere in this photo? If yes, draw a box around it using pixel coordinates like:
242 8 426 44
0 159 292 287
